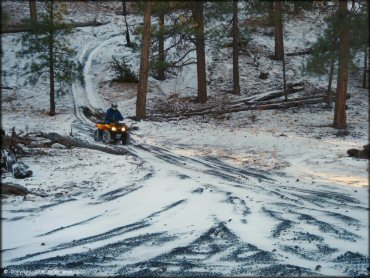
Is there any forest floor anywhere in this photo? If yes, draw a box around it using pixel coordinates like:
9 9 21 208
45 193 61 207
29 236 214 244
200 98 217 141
1 1 369 277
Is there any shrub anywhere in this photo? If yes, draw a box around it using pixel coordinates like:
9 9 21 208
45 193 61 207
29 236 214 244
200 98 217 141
107 55 138 83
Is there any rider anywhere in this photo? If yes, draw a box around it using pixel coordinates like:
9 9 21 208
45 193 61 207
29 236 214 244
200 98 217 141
105 102 124 124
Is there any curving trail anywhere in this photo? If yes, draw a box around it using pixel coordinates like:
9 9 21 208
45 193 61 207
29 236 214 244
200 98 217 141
2 34 368 277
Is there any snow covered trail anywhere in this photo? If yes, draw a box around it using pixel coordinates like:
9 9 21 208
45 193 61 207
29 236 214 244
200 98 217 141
2 141 368 276
2 31 368 277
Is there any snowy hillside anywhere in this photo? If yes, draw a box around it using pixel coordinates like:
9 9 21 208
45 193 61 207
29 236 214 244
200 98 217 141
1 1 368 277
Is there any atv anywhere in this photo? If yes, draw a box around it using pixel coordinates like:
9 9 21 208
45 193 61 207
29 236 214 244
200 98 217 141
94 122 130 144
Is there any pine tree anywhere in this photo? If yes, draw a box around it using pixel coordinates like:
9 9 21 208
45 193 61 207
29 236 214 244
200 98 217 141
232 0 240 95
268 1 274 26
305 1 368 125
134 2 195 80
17 0 82 116
274 1 284 61
305 16 339 105
122 0 131 47
29 0 37 23
150 1 169 80
273 1 287 100
191 0 207 103
136 1 152 120
333 1 349 129
157 10 165 80
348 0 369 89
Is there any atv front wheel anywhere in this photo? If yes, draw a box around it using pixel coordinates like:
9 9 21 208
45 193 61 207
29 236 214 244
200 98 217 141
94 129 102 142
121 132 129 145
102 130 111 144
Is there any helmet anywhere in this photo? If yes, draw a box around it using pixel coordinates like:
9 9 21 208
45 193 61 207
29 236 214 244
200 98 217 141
111 102 118 109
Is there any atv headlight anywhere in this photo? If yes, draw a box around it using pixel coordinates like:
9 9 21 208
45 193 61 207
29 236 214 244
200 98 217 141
121 127 126 131
111 126 117 132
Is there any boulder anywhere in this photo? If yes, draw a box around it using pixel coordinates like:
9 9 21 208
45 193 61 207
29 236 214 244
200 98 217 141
258 72 269 80
12 162 33 179
52 143 67 149
347 149 360 157
347 144 370 159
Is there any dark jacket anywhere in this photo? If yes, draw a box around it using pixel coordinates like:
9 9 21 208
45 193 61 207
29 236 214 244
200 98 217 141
105 108 123 124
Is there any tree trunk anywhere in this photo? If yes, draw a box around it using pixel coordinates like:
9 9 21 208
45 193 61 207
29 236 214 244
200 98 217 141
29 0 37 22
157 12 165 80
122 0 127 16
327 54 335 104
274 1 284 61
363 47 367 88
124 15 131 47
268 1 274 26
232 0 240 95
282 47 287 101
192 0 207 103
49 0 55 116
368 1 370 89
122 0 131 47
273 1 287 100
368 51 370 90
136 1 152 120
333 1 349 129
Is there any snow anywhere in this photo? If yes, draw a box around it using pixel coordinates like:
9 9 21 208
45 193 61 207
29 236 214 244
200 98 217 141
1 1 368 276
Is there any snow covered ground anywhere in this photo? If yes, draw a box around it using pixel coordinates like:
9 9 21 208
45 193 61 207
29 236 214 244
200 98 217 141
1 2 369 276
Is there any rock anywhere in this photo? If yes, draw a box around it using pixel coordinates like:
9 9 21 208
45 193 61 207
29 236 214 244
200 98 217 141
192 187 204 194
51 143 66 149
347 149 360 157
258 72 269 79
347 144 370 159
12 162 33 179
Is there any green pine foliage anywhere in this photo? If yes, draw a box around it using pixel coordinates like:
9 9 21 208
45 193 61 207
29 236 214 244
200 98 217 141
149 2 197 77
304 16 338 76
16 2 82 96
304 2 368 77
107 55 138 83
205 1 250 49
1 10 10 31
133 1 251 79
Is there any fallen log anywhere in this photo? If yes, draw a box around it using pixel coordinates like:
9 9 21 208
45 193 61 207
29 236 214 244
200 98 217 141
3 130 133 157
228 82 305 104
1 182 29 196
160 84 306 117
229 94 326 109
1 21 107 34
286 49 312 56
1 182 47 197
253 86 304 102
149 97 325 119
80 106 104 121
254 97 325 110
40 132 135 156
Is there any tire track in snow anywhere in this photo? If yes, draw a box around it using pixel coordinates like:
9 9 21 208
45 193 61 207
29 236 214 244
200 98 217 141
3 29 368 277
